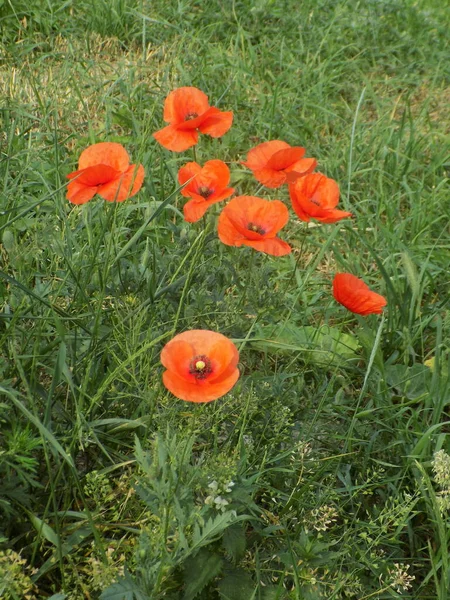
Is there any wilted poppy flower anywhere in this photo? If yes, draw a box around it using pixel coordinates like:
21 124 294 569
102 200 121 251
178 160 235 222
333 273 387 315
67 142 144 205
289 173 352 224
218 196 291 256
161 330 240 403
242 140 317 188
153 87 233 152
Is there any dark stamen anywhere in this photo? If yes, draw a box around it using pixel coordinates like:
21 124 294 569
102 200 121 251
248 222 266 235
185 112 199 121
189 355 213 380
198 186 214 199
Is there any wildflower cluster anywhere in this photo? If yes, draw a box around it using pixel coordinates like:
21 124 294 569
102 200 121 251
65 85 387 404
204 479 236 512
432 449 450 513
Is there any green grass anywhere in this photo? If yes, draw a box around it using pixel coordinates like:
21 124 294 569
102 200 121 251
0 0 449 598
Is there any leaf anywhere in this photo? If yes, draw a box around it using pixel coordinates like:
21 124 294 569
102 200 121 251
29 514 59 546
100 574 140 600
385 363 432 400
218 569 255 600
222 523 246 561
191 512 237 552
252 324 360 368
183 549 223 600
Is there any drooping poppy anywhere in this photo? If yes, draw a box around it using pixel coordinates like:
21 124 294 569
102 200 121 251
161 330 240 403
153 87 233 152
66 142 144 205
289 173 352 224
242 140 317 188
217 196 291 256
332 273 387 315
178 160 235 222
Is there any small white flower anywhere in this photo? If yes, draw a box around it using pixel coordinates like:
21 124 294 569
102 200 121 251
208 480 219 492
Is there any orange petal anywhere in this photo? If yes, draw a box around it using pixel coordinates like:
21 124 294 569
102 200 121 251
97 164 145 202
333 273 386 315
251 168 287 188
218 197 289 244
267 147 305 170
241 237 291 256
163 368 239 403
66 182 98 205
78 142 130 172
201 160 231 187
198 108 233 137
208 340 239 382
242 140 290 171
163 87 210 124
178 162 202 190
285 158 318 182
183 199 210 222
153 124 199 152
160 339 196 382
217 209 243 245
67 164 119 186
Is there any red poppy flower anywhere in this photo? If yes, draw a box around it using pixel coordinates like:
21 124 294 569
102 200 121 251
242 140 317 188
161 330 240 403
178 160 235 222
153 87 233 152
67 142 144 205
333 273 387 315
289 173 352 224
217 196 291 256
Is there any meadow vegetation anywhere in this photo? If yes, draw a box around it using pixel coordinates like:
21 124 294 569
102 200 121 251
0 0 449 598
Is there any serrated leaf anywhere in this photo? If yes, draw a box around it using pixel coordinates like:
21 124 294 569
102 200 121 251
100 575 139 600
191 512 236 552
183 550 223 600
222 523 246 561
218 569 255 600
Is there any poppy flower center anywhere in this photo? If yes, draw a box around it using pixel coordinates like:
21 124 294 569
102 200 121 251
185 112 199 121
198 185 214 199
310 195 321 206
189 355 213 380
247 222 266 235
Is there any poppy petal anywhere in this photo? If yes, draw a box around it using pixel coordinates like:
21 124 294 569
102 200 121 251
160 340 197 382
178 162 202 189
333 273 387 315
208 340 239 383
242 140 290 171
97 164 145 202
285 158 318 182
201 160 231 187
78 142 130 172
241 238 291 256
67 164 120 186
251 168 287 188
153 124 199 152
183 199 210 222
198 108 234 137
163 87 210 124
267 147 305 170
66 182 98 205
163 368 239 403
